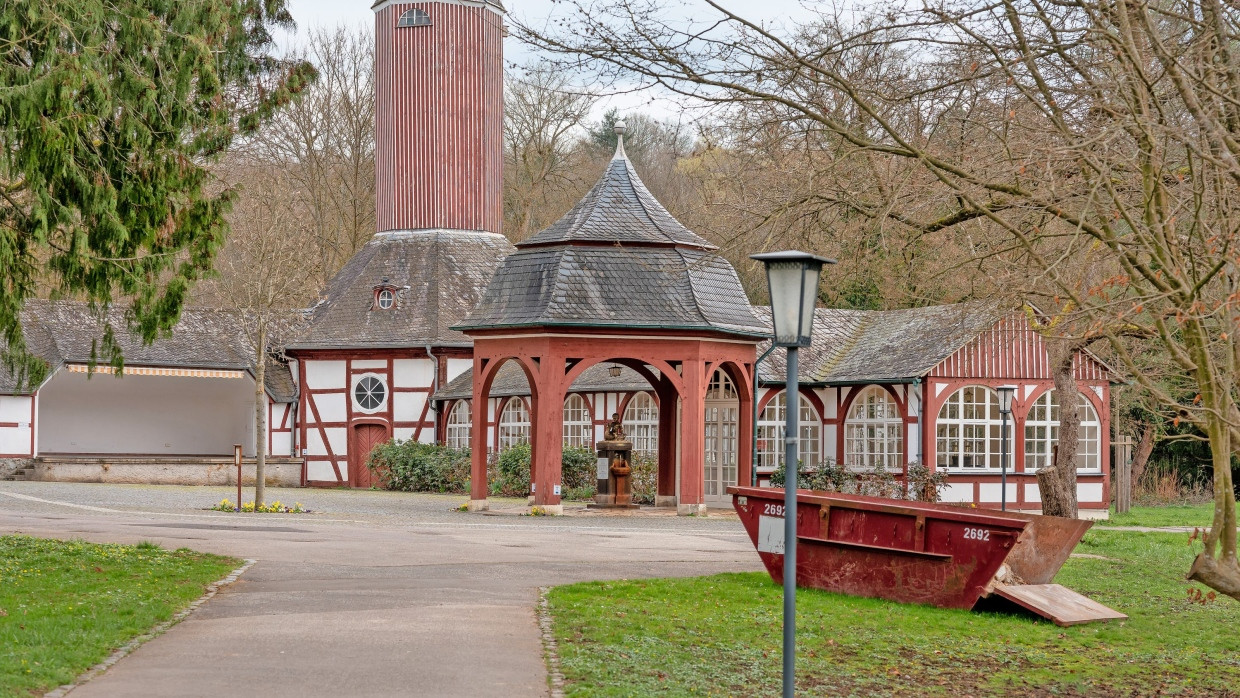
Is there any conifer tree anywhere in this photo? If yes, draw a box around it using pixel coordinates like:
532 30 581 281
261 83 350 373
0 0 316 386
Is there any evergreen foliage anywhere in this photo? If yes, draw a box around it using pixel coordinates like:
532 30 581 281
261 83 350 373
0 1 315 387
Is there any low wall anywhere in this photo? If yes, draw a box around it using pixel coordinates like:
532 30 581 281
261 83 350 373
0 458 29 479
31 456 303 487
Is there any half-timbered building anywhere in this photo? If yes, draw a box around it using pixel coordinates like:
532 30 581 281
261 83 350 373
2 0 1115 517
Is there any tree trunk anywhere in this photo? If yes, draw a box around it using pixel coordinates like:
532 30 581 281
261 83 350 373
254 323 267 508
1036 341 1080 518
1131 422 1155 490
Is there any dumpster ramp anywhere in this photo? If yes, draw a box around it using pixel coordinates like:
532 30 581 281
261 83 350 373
991 583 1128 627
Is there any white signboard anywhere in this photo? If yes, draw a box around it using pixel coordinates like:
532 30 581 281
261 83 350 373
757 515 785 554
597 457 610 479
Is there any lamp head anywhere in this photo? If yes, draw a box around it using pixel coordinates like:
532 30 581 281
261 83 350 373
750 250 837 347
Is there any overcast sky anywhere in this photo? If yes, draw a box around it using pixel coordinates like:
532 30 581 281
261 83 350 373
279 0 820 121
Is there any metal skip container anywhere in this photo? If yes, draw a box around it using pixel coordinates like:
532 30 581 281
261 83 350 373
728 485 1127 626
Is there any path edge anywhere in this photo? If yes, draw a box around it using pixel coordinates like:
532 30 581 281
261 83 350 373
44 557 257 698
538 586 566 698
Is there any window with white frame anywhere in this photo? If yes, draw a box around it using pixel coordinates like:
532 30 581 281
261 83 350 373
445 401 471 450
498 399 530 451
622 392 659 456
936 386 1002 470
756 391 821 472
705 371 738 400
844 386 903 470
1024 391 1101 472
563 394 593 448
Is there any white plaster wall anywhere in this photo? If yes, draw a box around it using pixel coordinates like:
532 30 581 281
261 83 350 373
271 431 293 456
393 392 425 422
304 429 327 457
394 359 434 388
314 393 348 423
445 359 471 383
352 360 387 370
305 361 346 390
37 372 256 456
941 482 974 503
0 395 33 456
978 482 1018 503
393 427 415 441
1025 483 1041 501
306 461 336 481
1078 482 1104 502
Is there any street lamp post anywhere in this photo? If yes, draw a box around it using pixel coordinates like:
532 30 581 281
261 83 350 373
751 251 835 698
996 385 1017 511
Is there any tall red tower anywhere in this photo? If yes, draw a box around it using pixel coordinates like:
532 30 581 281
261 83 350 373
373 0 505 234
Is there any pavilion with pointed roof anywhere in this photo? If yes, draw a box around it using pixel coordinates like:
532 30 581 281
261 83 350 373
455 125 768 514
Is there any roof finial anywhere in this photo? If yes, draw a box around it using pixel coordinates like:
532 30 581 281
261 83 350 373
613 120 627 161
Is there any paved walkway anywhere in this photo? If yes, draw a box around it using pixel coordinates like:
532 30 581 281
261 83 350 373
0 482 761 697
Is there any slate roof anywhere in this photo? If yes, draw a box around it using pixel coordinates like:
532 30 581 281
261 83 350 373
434 361 655 401
288 230 515 350
754 303 1002 384
520 153 714 249
456 144 766 337
0 300 297 400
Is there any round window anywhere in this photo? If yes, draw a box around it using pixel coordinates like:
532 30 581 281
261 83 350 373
377 289 395 309
354 375 387 411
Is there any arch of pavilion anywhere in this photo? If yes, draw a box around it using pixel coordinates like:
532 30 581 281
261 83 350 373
454 134 768 514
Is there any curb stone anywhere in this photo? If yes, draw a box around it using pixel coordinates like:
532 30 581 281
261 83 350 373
44 558 257 698
538 587 565 698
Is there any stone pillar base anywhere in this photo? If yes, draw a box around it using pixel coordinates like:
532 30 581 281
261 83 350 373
677 503 707 516
655 495 677 508
531 504 563 516
467 499 489 512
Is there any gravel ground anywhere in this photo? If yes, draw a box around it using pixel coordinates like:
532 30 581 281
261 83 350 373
0 480 746 533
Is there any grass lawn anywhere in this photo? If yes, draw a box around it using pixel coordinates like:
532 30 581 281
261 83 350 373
0 536 239 696
548 530 1240 697
1095 502 1233 529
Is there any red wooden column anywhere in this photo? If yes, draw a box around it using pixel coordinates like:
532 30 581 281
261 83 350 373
468 358 493 510
678 360 706 515
734 364 753 488
531 356 566 511
655 380 680 506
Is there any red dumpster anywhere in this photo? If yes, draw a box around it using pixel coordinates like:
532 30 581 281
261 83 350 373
729 485 1126 626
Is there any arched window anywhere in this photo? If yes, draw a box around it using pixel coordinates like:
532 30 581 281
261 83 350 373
622 392 659 455
563 394 592 448
936 386 1001 470
397 8 431 26
844 386 903 470
445 401 471 450
705 371 738 400
756 391 821 472
377 289 395 309
498 399 530 451
1025 391 1102 472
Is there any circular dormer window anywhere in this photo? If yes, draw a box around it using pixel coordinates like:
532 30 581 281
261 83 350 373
354 375 387 412
377 289 395 310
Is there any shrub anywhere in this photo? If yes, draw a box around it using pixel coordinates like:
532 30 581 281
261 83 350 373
492 443 532 497
561 447 597 490
906 461 948 502
367 440 471 493
770 459 946 503
631 452 658 504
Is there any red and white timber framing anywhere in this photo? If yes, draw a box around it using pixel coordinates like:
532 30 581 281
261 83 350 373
293 349 472 486
0 393 36 459
373 0 504 235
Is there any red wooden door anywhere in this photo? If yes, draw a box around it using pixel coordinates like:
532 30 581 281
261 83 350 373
350 424 387 488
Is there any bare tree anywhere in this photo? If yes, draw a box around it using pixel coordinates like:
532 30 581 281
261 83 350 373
504 63 595 239
251 25 375 288
200 159 317 507
516 0 1240 596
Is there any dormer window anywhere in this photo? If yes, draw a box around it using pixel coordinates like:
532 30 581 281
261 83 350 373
377 289 395 310
398 8 431 27
373 280 402 311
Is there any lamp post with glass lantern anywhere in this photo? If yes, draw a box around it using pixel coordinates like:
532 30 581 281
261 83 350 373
996 385 1017 511
751 251 835 698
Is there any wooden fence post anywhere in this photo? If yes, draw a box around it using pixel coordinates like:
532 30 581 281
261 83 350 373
1113 436 1134 514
